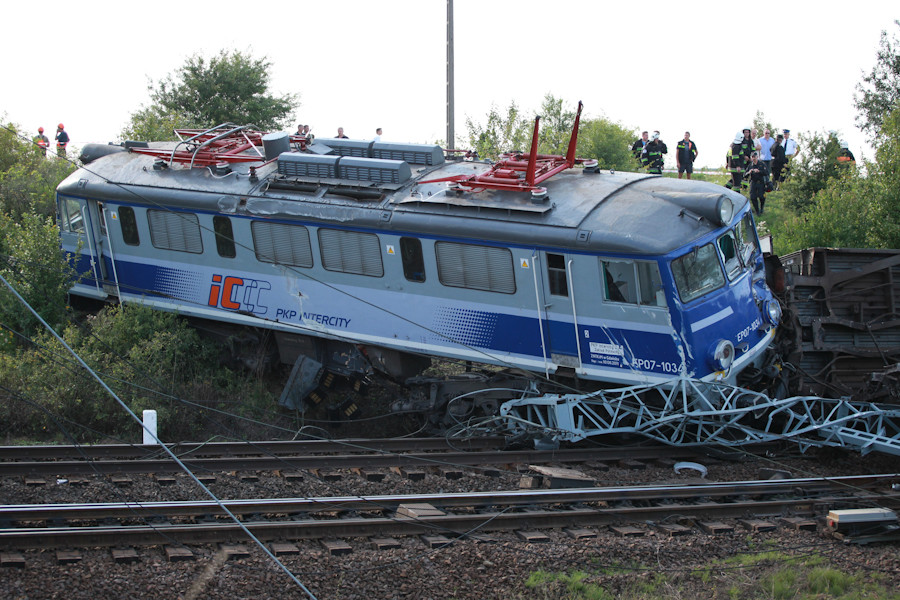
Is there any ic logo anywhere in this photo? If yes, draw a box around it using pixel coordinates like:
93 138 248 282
208 274 271 315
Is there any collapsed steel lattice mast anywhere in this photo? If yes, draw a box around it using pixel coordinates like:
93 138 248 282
498 376 900 457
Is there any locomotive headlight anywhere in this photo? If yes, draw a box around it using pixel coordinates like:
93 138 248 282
764 299 782 326
709 339 735 372
716 196 734 225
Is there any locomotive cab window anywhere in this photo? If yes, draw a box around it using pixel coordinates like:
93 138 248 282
213 216 236 258
547 253 568 297
59 198 85 233
602 260 664 306
672 243 726 303
400 237 425 282
737 213 760 264
97 202 107 236
717 231 742 280
118 207 140 246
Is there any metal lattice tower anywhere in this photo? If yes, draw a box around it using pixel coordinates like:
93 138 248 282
498 376 900 456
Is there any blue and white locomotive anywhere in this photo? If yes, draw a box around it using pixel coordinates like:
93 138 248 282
58 113 780 414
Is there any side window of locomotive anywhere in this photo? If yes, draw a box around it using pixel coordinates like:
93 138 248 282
602 260 635 303
97 202 107 236
319 229 384 277
671 243 726 303
400 237 425 282
213 216 236 259
602 260 664 306
59 198 85 233
251 221 313 267
435 241 515 294
147 209 203 254
717 231 742 280
737 213 760 264
118 207 140 246
547 253 568 297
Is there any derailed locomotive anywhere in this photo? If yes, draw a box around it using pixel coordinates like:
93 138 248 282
58 106 782 419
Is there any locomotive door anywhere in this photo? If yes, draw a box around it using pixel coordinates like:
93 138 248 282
537 252 581 370
57 197 111 296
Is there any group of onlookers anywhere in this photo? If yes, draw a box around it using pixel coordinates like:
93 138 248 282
630 127 809 215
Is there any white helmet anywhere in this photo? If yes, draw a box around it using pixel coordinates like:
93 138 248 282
650 131 660 141
840 139 849 149
733 132 743 144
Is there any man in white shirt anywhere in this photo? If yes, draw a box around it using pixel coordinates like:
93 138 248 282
782 129 799 159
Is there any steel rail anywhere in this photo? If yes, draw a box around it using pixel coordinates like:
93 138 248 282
3 473 896 522
2 477 897 549
0 437 507 461
0 446 713 477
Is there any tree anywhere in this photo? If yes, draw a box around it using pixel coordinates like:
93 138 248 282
867 107 900 247
752 110 776 138
577 117 639 172
780 130 845 212
776 175 875 253
121 50 299 140
853 20 900 139
119 106 194 143
465 101 531 161
0 212 77 348
533 94 577 156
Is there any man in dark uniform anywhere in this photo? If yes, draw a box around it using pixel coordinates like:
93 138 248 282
631 131 648 164
640 131 667 175
771 133 786 189
744 151 770 215
675 131 698 179
726 132 746 191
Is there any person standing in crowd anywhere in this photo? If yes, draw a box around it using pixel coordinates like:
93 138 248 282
782 129 799 159
771 133 786 189
35 127 49 156
756 129 775 174
631 131 649 164
675 131 698 179
837 140 856 166
726 132 746 191
335 127 348 139
745 151 769 215
740 128 755 163
55 123 69 158
781 129 798 183
640 131 667 175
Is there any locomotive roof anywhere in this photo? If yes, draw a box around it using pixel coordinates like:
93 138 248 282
61 144 748 256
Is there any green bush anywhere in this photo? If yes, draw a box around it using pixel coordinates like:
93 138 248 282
0 212 76 348
0 304 274 443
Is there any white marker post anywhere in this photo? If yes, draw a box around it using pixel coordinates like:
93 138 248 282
142 409 158 445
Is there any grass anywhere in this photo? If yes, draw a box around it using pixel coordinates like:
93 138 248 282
524 552 900 600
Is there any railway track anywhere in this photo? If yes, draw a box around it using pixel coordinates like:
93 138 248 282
2 474 897 550
0 438 726 477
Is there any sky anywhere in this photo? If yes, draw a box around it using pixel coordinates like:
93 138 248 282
2 1 896 169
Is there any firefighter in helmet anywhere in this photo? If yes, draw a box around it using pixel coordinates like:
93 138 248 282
640 131 667 175
35 127 49 157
